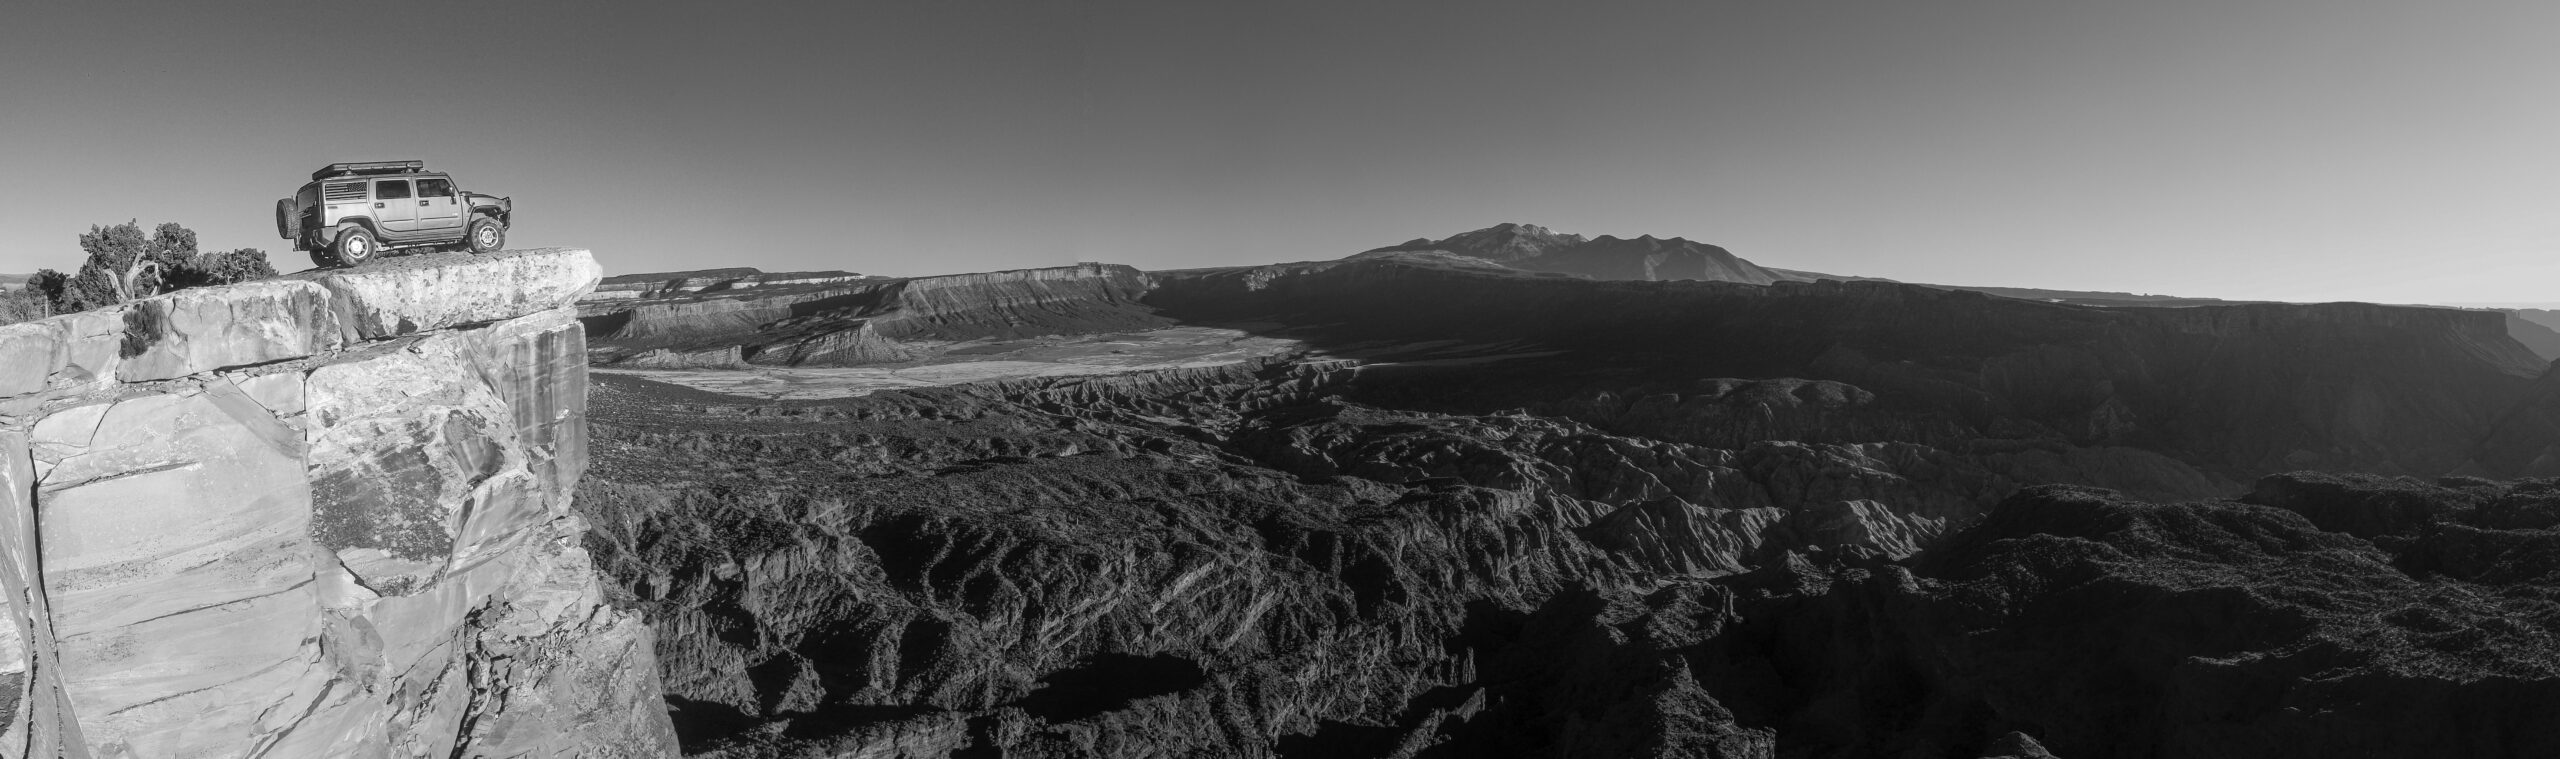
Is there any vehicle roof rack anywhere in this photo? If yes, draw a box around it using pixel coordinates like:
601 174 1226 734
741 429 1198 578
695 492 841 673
311 160 426 181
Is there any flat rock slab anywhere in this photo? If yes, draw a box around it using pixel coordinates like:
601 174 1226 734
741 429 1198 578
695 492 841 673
294 249 602 339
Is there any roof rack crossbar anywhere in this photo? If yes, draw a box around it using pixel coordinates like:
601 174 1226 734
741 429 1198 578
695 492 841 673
311 160 426 181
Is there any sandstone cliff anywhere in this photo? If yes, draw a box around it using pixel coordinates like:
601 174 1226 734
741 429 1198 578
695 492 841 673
0 250 676 757
583 269 871 303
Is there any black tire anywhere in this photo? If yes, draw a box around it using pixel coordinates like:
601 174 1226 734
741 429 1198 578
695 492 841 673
275 198 301 241
333 226 379 267
466 217 505 253
308 249 341 269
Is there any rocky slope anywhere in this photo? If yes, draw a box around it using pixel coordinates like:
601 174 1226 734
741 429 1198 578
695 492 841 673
2505 311 2560 362
0 250 675 757
2512 308 2560 334
2479 360 2560 477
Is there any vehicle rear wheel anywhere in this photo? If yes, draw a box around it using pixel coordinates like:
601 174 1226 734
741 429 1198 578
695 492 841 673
308 249 340 268
333 227 379 267
466 217 505 253
275 198 301 241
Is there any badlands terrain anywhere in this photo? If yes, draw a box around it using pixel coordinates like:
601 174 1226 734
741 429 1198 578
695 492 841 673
569 225 2560 758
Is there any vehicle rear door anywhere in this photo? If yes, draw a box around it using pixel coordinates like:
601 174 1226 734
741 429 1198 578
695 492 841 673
415 176 463 233
372 178 419 233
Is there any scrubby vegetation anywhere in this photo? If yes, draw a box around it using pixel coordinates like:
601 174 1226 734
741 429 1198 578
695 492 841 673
4 220 277 324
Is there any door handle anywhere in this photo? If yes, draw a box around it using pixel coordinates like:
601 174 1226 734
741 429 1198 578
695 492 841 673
419 200 430 206
374 202 384 208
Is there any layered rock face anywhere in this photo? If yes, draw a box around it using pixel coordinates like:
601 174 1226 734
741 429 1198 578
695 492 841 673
582 264 1168 368
0 250 675 757
582 268 869 303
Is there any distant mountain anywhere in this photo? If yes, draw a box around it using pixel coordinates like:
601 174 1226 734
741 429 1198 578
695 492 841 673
1357 224 2560 363
1357 223 1813 285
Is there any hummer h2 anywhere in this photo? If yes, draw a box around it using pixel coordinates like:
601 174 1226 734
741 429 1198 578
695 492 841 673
276 160 512 267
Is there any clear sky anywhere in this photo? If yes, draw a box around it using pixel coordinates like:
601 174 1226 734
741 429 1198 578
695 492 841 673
3 1 2555 304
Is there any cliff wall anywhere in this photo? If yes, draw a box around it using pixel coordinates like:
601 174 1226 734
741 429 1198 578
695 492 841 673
581 269 869 302
0 250 675 758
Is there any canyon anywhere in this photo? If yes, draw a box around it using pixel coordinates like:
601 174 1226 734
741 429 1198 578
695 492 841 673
568 229 2560 758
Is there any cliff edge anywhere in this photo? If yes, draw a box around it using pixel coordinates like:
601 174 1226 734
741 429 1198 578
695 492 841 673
0 249 677 757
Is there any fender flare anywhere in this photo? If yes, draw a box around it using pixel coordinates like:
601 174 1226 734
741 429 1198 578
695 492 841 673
331 220 380 242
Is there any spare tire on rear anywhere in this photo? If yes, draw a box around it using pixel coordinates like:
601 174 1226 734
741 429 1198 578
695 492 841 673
274 198 301 241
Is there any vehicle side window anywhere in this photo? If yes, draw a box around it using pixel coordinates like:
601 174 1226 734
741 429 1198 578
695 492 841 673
375 180 412 200
418 178 453 197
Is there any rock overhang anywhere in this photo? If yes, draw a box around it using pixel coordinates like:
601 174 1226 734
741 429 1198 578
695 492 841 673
0 248 597 412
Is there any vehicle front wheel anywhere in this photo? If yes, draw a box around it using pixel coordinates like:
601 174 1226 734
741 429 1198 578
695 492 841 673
333 227 379 267
466 217 505 253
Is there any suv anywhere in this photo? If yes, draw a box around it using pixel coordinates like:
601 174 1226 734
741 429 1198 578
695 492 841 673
276 160 513 267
